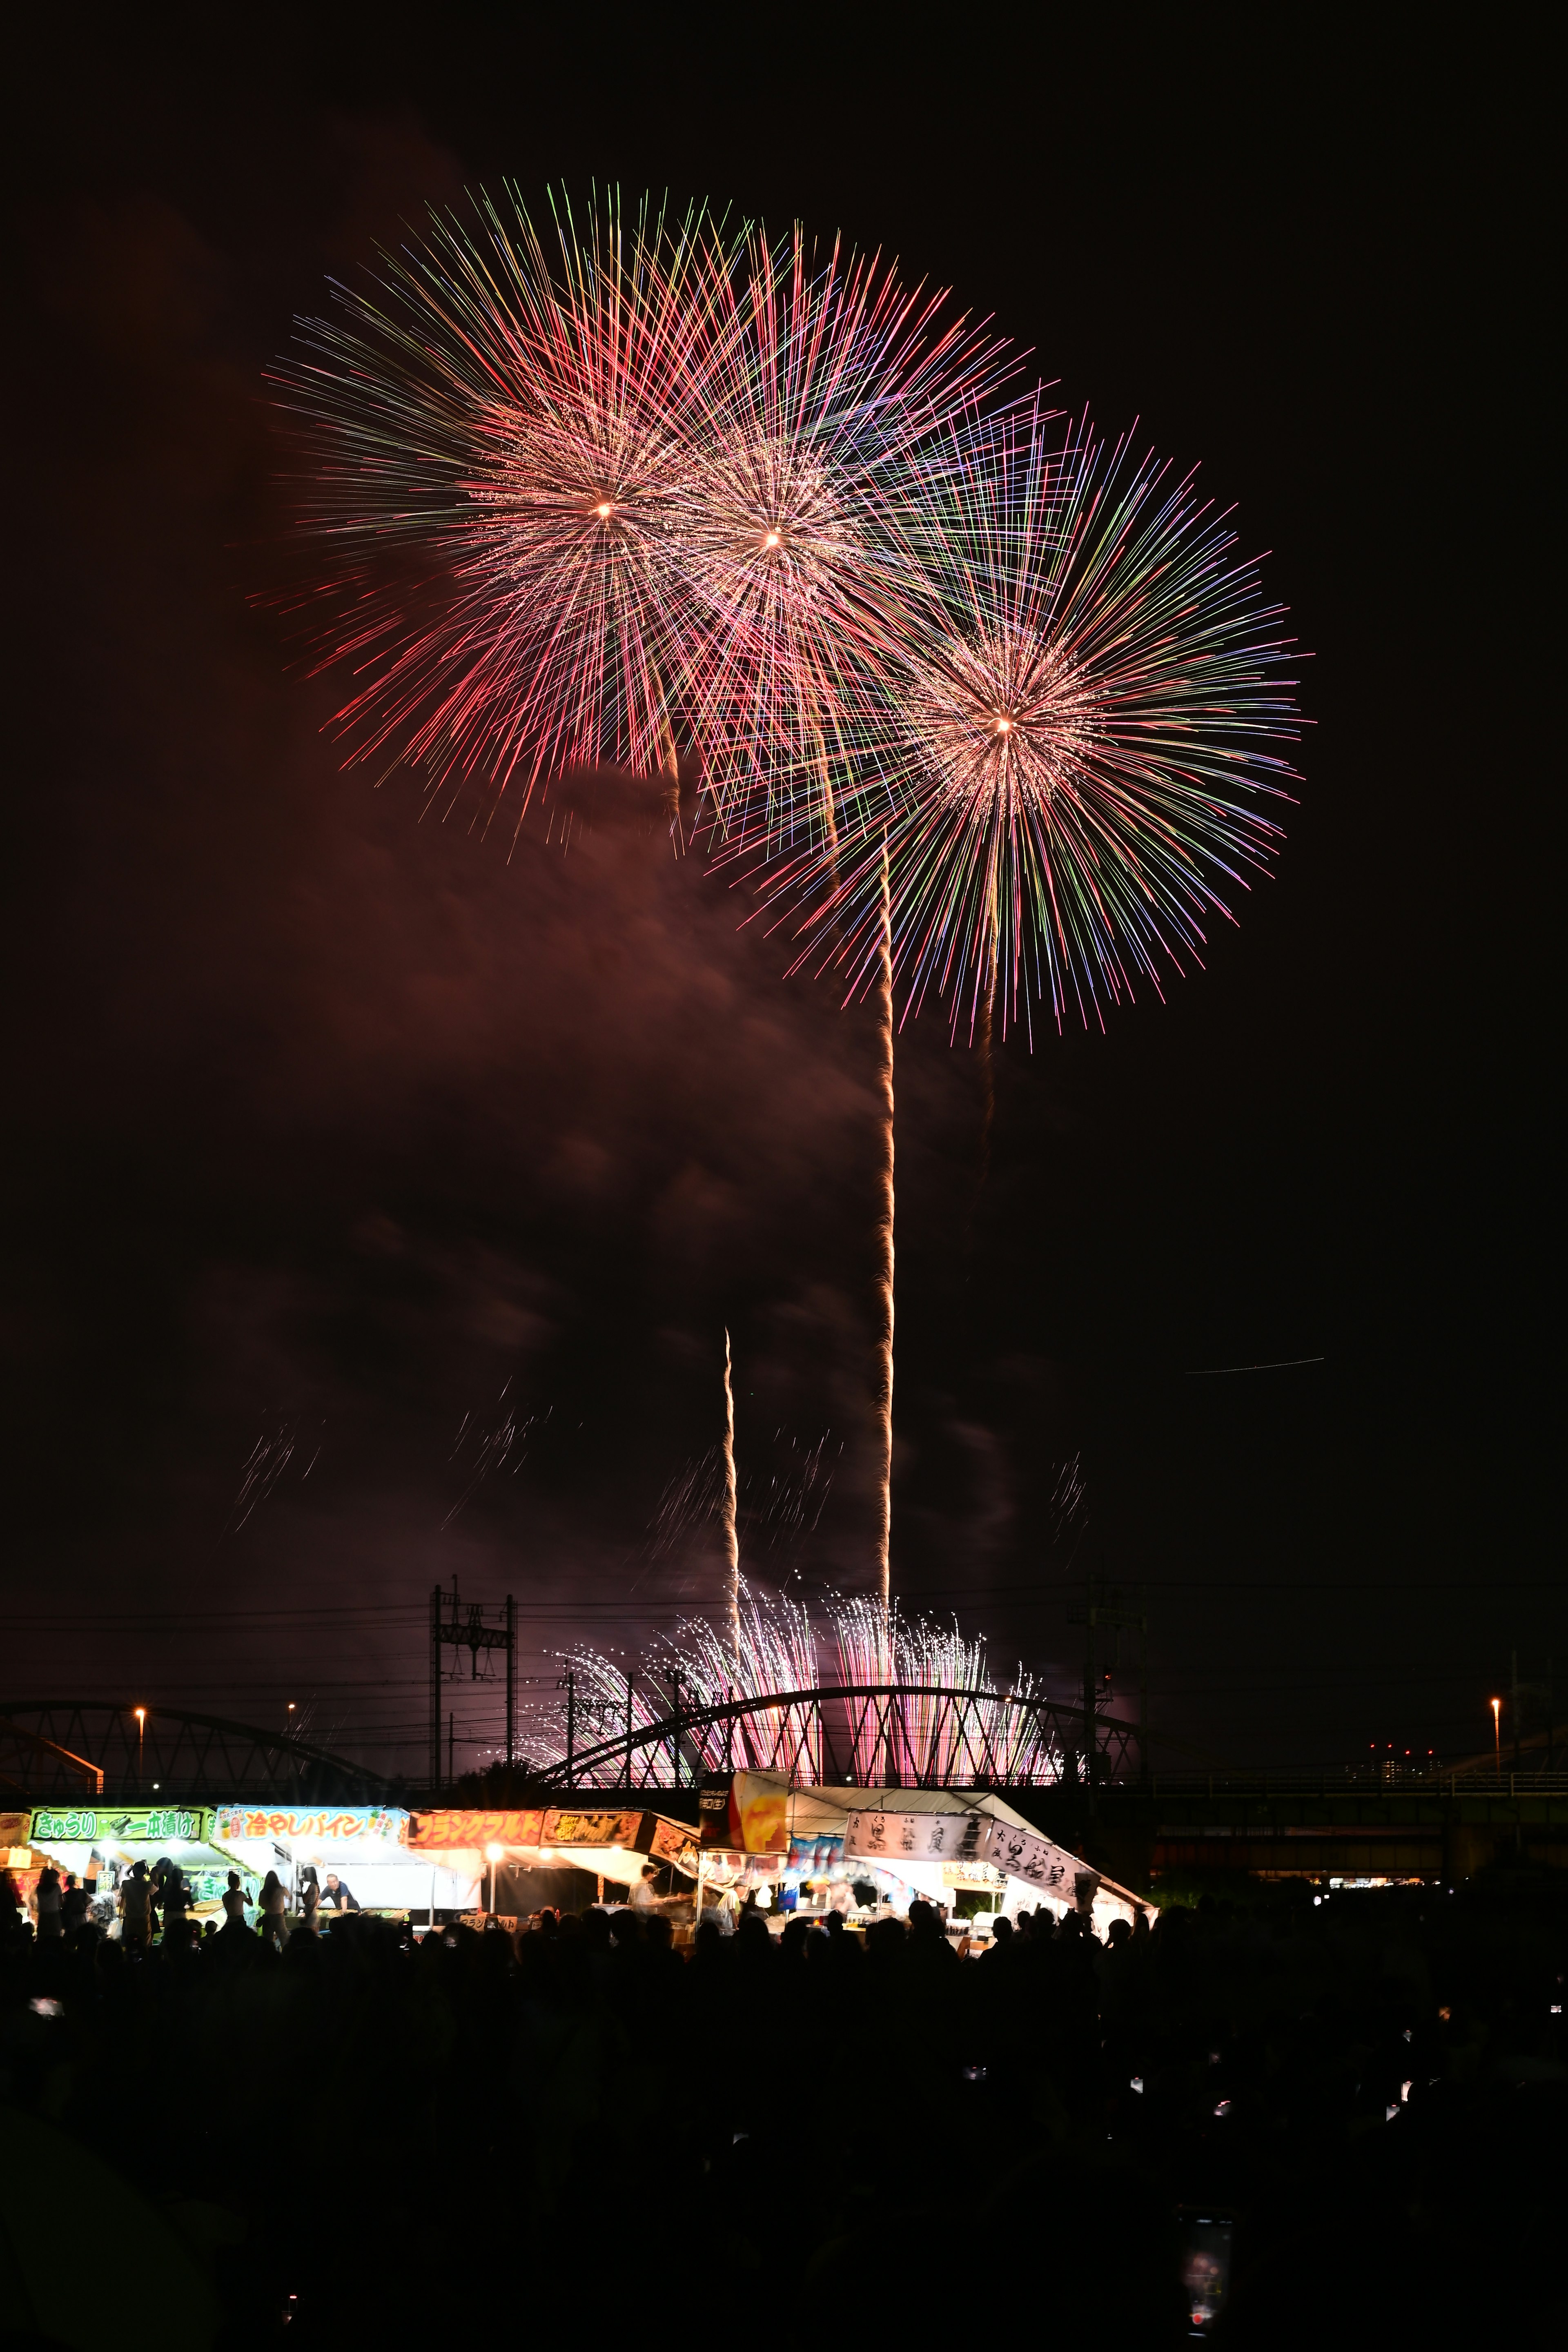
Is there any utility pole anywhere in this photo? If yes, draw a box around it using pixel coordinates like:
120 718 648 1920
429 1585 441 1793
430 1580 517 1794
1139 1582 1150 1789
1069 1568 1149 1788
624 1673 634 1792
558 1668 575 1789
505 1594 516 1772
1511 1647 1521 1774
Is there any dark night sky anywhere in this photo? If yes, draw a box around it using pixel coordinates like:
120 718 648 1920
2 13 1551 1775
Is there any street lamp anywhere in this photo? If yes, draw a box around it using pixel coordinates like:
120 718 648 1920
485 1842 505 1920
134 1708 145 1786
1491 1697 1502 1778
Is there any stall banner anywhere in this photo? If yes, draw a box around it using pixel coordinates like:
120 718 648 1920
979 1819 1077 1896
787 1833 846 1877
640 1817 701 1870
31 1804 211 1846
408 1809 544 1852
699 1771 790 1854
212 1806 408 1847
542 1809 643 1849
1 1812 31 1853
844 1809 991 1866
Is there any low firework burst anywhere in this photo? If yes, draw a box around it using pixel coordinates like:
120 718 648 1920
530 1583 1064 1789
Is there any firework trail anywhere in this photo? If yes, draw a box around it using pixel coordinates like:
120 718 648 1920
226 1419 321 1533
747 1430 839 1554
737 399 1298 1037
720 1328 740 1658
443 1384 541 1526
871 842 895 1617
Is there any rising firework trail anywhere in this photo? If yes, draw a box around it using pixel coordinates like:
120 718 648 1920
720 1328 740 1659
870 844 896 1617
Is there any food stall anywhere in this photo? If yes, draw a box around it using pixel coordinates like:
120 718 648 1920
209 1804 477 1920
407 1805 701 1922
695 1775 1152 1938
18 1803 245 1928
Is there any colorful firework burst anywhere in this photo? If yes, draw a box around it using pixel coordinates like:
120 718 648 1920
270 188 1010 837
271 186 744 815
728 400 1300 1036
669 221 1018 832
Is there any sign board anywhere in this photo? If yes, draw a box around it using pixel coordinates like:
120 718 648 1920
30 1805 212 1846
844 1810 991 1866
981 1819 1082 1900
542 1808 643 1849
408 1809 544 1852
699 1772 789 1854
211 1806 409 1848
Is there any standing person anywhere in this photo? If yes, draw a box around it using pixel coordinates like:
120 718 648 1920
220 1871 249 1924
35 1864 63 1938
61 1873 88 1933
120 1861 151 1950
630 1865 660 1915
158 1866 189 1946
258 1869 289 1948
298 1867 321 1935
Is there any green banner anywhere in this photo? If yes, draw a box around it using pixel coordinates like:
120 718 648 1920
29 1804 213 1846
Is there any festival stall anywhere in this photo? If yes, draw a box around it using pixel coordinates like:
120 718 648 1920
14 1802 245 1927
695 1774 1152 1937
209 1804 475 1918
407 1804 702 1919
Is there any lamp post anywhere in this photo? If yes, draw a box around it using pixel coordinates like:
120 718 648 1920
485 1842 504 1922
134 1708 145 1788
1491 1697 1502 1780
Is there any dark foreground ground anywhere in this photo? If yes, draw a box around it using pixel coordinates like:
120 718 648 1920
1 1880 1564 2344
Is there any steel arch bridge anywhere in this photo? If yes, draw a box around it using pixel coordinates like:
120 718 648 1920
541 1681 1143 1791
0 1702 393 1804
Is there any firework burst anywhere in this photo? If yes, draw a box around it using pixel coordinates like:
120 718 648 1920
733 401 1299 1036
271 186 743 817
271 189 1011 840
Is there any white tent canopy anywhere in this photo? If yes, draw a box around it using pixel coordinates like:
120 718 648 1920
736 1782 1151 1935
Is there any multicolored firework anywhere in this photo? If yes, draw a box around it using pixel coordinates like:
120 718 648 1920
668 220 1018 831
727 400 1299 1037
271 188 1009 837
272 187 734 811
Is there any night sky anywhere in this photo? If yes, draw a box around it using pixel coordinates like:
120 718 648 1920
2 17 1549 1777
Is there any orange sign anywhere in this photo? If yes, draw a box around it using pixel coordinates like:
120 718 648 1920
407 1810 545 1852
